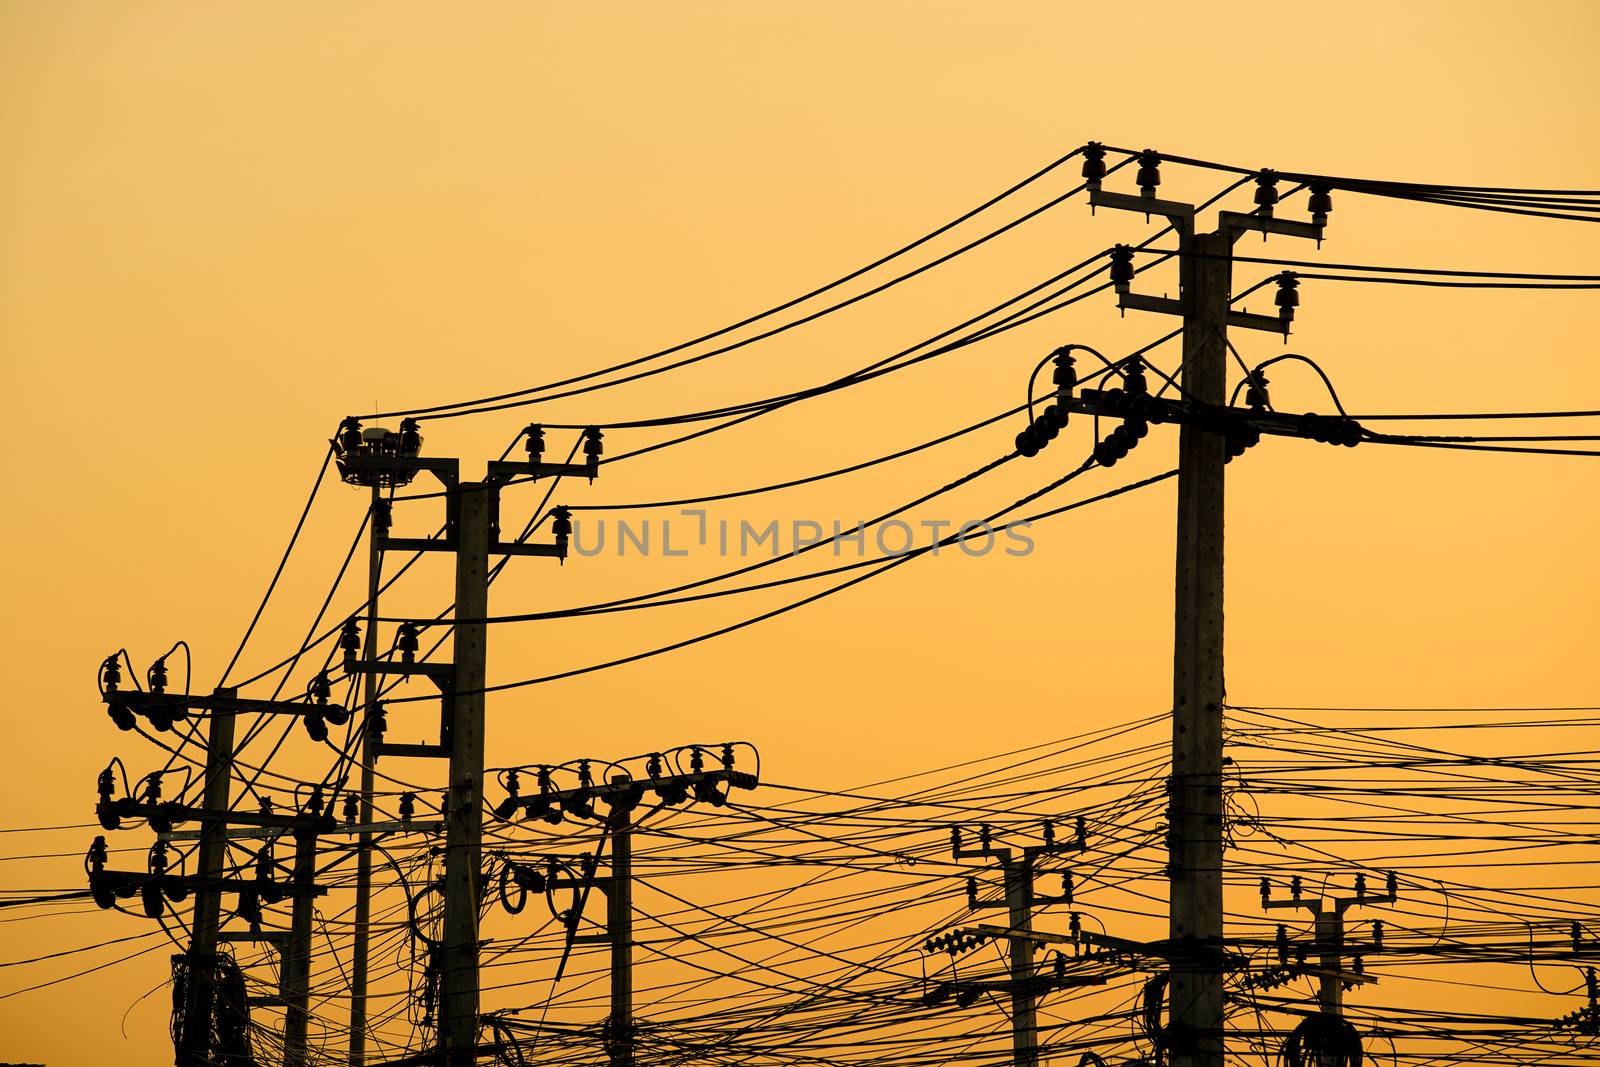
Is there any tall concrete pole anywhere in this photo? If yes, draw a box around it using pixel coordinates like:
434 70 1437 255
608 778 634 1067
440 483 490 1066
177 692 237 1066
1168 228 1232 1067
349 484 382 1065
283 825 320 1066
1006 857 1038 1067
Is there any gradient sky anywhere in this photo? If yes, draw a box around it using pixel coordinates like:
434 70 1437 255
2 3 1597 1063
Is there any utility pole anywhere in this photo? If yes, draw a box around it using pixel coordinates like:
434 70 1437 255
178 688 238 1067
334 418 598 1066
950 820 1083 1067
283 822 322 1067
495 747 759 1066
440 482 490 1067
1262 873 1396 1015
1080 145 1328 1067
349 483 382 1066
607 775 634 1067
93 674 339 1065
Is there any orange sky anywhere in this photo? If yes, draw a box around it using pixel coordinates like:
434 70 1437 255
2 3 1597 1064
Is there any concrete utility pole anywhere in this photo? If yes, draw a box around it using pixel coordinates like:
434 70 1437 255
283 824 322 1067
1084 147 1327 1067
440 483 491 1067
1263 874 1396 1015
502 753 759 1067
607 775 634 1067
953 822 1081 1067
178 687 238 1067
349 484 382 1066
334 419 596 1067
1167 225 1231 1067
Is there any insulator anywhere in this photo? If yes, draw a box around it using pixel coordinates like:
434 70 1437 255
950 826 961 852
1274 273 1300 316
1080 142 1107 189
1290 875 1302 899
1253 169 1279 214
966 876 978 908
520 794 550 821
978 824 992 847
398 792 415 822
108 700 137 732
1373 920 1384 951
1062 872 1074 904
583 426 604 470
1092 437 1121 468
1109 245 1136 292
303 709 328 743
148 658 168 695
537 766 554 795
1033 415 1059 445
309 671 331 704
551 506 573 539
398 417 422 456
1052 349 1078 412
1069 911 1082 937
367 701 388 741
97 768 115 805
256 837 274 880
1042 820 1055 847
524 424 546 465
102 655 122 692
647 753 663 779
1135 149 1161 197
690 747 705 774
954 984 982 1008
1075 814 1087 849
1123 358 1148 396
659 780 689 806
339 417 363 455
1276 924 1290 966
339 619 362 655
238 890 262 928
1307 182 1333 227
693 777 728 806
494 770 522 820
1354 872 1367 898
1015 426 1042 459
396 622 419 663
1245 371 1271 410
141 881 165 919
721 743 735 769
577 759 595 788
372 498 392 538
343 793 359 824
1385 871 1397 897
